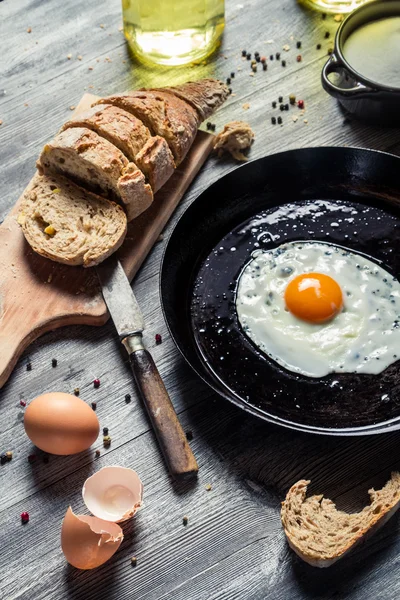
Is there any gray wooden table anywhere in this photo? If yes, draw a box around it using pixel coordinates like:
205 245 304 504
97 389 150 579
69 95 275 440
1 1 400 599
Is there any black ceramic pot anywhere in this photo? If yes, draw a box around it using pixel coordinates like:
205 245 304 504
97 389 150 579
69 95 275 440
322 0 400 125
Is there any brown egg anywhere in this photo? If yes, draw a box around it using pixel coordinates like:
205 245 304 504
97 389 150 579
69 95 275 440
61 507 123 569
24 392 99 455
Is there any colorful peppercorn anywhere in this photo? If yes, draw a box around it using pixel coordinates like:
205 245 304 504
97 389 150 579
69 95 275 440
183 516 189 526
281 60 286 67
271 117 276 125
297 99 305 109
26 361 32 372
131 556 137 566
260 56 266 63
297 55 302 62
242 49 247 57
230 72 235 78
296 41 302 49
155 333 162 345
277 116 282 124
324 31 330 38
103 427 109 436
276 52 280 60
125 393 131 403
278 96 283 102
186 430 194 441
272 101 277 108
262 63 267 71
93 378 100 388
52 358 57 368
0 454 7 465
74 388 80 396
316 43 321 50
21 512 29 524
289 94 296 105
91 402 97 410
20 399 26 407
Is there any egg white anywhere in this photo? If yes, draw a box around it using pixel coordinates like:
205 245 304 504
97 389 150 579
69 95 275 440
235 241 400 378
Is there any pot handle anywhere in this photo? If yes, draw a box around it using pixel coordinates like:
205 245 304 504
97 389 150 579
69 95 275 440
322 53 375 98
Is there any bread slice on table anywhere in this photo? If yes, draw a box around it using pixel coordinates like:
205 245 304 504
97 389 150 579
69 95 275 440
61 105 175 192
163 79 230 122
281 473 400 568
94 90 199 166
18 174 127 267
37 127 153 221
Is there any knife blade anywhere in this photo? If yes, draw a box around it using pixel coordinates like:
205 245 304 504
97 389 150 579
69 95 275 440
97 255 198 480
98 256 144 337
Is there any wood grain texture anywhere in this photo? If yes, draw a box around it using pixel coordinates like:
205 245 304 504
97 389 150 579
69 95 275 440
128 344 199 479
1 0 400 599
0 93 214 389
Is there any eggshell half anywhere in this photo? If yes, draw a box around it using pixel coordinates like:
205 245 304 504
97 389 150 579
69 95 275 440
24 392 99 455
83 466 143 522
61 507 123 569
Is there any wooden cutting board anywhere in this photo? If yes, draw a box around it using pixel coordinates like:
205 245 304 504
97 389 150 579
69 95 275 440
0 94 215 389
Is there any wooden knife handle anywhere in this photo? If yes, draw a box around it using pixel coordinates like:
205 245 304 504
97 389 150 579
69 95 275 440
129 348 199 480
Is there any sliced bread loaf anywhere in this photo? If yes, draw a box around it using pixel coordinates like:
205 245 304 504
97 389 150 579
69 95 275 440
281 473 400 568
37 127 153 221
94 90 199 165
18 174 127 267
61 105 175 192
163 79 230 122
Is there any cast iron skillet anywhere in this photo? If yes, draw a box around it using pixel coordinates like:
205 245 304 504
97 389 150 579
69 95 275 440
160 147 400 435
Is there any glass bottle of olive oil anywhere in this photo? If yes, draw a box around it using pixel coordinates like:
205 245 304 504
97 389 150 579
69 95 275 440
122 0 225 66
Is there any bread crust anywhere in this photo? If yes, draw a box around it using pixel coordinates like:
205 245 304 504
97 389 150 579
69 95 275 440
61 104 151 163
281 473 400 567
163 79 230 122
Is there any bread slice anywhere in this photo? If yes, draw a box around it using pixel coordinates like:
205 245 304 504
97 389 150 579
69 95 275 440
61 104 152 162
37 127 153 221
94 90 199 165
61 105 175 192
163 79 230 122
281 473 400 568
18 174 127 267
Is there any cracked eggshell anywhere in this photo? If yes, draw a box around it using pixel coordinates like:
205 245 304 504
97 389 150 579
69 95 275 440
83 466 143 523
61 507 123 569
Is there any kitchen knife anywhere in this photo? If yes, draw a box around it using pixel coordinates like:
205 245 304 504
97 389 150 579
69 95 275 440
97 255 198 480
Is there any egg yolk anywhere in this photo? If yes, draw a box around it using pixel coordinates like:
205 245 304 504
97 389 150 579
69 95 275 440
284 272 343 323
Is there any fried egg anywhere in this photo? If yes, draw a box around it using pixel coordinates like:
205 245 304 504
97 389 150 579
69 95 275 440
236 241 400 378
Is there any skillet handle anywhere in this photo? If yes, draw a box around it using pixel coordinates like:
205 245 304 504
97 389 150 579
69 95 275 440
322 53 375 99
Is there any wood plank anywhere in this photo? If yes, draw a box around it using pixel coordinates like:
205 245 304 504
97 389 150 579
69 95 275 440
1 0 400 598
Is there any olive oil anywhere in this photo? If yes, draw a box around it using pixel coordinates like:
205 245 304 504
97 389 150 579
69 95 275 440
122 0 225 66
